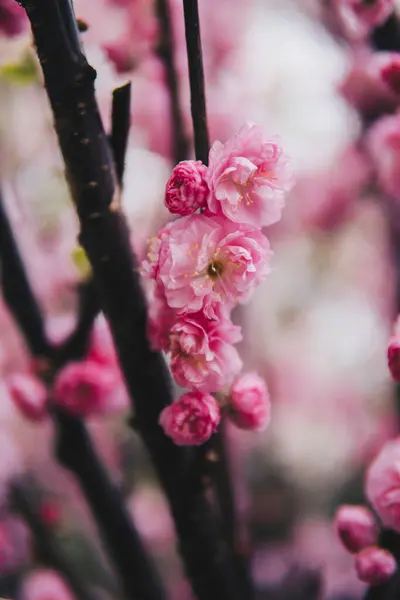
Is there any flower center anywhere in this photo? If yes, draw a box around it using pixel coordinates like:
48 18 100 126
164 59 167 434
207 260 225 281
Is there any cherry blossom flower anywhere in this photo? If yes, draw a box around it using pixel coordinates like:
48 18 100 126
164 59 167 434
206 123 293 228
155 214 272 316
147 287 176 352
355 547 396 585
159 391 220 446
366 114 400 202
334 505 378 553
228 372 271 431
366 436 400 532
0 0 26 36
169 312 242 392
165 160 209 216
334 0 393 40
53 360 117 417
6 373 48 421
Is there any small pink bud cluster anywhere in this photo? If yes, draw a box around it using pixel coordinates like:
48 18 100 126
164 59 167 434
334 504 396 585
7 318 123 420
143 124 293 445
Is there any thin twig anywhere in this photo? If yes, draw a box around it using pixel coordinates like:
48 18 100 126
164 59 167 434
17 1 243 598
182 0 209 164
10 482 96 600
110 83 132 186
155 0 189 164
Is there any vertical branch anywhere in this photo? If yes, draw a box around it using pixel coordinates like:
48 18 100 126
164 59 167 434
110 83 132 186
10 482 96 600
182 0 209 164
155 0 189 164
0 192 50 358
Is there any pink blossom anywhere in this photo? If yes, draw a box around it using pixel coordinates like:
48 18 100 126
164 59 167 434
355 547 396 585
169 312 242 393
228 372 271 431
334 0 393 40
159 391 220 446
6 373 48 421
381 54 400 95
53 360 117 417
165 161 209 216
388 315 400 381
0 0 26 36
87 315 119 369
366 114 400 202
334 505 378 553
366 436 400 532
19 569 75 600
206 124 293 228
156 214 272 316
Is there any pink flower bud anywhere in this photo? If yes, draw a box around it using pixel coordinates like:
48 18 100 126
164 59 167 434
53 361 117 417
38 501 61 528
159 391 220 446
7 373 48 421
0 0 26 37
388 337 400 381
355 547 396 585
381 56 400 95
228 372 271 431
334 505 378 553
165 161 209 216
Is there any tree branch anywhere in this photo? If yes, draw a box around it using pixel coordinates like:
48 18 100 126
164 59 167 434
16 1 244 598
110 83 132 186
155 0 189 164
182 0 209 164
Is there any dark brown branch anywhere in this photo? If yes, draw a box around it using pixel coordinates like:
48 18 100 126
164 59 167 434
17 1 242 598
10 482 96 600
110 83 132 186
0 193 50 358
155 0 189 164
182 0 209 164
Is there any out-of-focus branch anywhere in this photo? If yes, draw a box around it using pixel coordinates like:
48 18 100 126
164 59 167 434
0 192 50 358
10 482 96 600
155 0 189 164
182 0 209 164
370 13 400 52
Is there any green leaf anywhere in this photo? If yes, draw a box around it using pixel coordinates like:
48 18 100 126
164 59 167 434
1 52 38 85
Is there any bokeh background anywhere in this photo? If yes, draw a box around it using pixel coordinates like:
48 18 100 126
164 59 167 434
0 0 398 598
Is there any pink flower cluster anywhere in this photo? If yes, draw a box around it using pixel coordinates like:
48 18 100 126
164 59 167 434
142 124 292 445
6 317 123 420
334 504 396 585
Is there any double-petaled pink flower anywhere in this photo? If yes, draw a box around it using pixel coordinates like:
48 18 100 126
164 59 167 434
206 123 293 229
169 312 242 393
155 214 272 316
159 391 220 446
165 160 209 216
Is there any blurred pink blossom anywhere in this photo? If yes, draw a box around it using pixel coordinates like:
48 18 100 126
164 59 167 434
228 372 271 431
355 547 396 585
334 0 393 40
169 312 242 393
53 360 118 417
0 0 26 36
366 436 400 532
159 391 220 446
367 113 400 201
334 505 378 553
147 287 176 351
19 569 75 600
207 124 293 228
6 373 48 422
165 161 209 216
388 315 400 381
155 214 272 317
